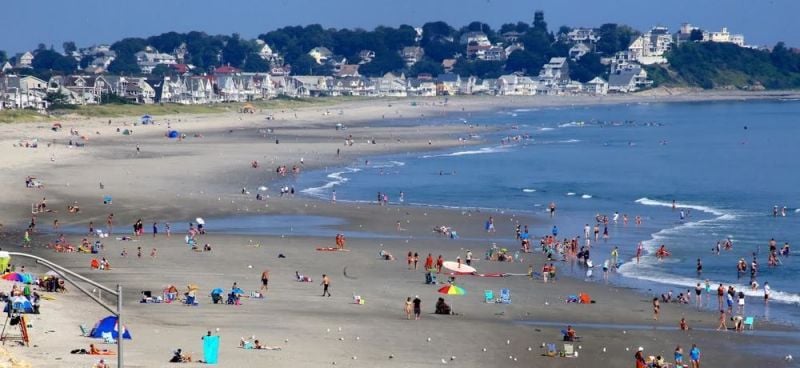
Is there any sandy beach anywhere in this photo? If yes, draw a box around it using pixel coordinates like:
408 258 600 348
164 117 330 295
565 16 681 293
1 91 798 368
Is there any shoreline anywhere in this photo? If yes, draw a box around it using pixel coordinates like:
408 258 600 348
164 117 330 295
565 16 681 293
0 93 798 367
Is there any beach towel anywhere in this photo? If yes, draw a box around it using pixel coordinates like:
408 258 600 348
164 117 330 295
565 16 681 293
203 335 220 364
315 247 350 252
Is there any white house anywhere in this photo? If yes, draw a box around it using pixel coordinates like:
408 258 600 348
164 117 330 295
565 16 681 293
497 74 537 95
16 52 34 69
705 27 745 47
569 43 591 60
401 47 424 67
628 26 673 65
307 47 333 65
135 48 177 73
539 57 570 86
459 32 491 46
566 28 598 44
608 64 651 93
584 77 608 95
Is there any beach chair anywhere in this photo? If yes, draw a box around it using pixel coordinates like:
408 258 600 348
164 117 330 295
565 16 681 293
101 332 116 344
500 288 511 304
545 343 557 357
484 290 494 303
79 324 90 337
743 316 754 330
563 343 575 357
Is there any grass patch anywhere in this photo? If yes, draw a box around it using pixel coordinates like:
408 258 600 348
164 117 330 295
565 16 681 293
0 109 51 123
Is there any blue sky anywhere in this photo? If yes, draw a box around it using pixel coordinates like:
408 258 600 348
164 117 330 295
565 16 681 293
1 0 797 54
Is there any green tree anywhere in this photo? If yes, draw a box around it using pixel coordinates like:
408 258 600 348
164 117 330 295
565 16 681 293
222 34 250 67
596 24 639 55
31 49 76 74
408 58 443 76
62 41 77 55
108 52 141 74
111 37 148 56
533 10 548 32
243 54 270 72
147 32 185 53
0 50 7 63
358 49 404 76
689 29 704 42
506 49 546 74
150 64 175 77
79 55 94 69
569 53 606 82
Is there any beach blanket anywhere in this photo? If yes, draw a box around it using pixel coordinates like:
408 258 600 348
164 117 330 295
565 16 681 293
446 272 507 277
203 335 220 364
316 247 350 252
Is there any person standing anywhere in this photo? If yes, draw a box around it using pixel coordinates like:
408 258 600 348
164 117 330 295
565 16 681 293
165 222 171 237
260 270 270 293
412 295 422 320
404 297 413 320
465 250 473 266
152 222 158 238
689 344 701 368
652 297 661 320
106 213 114 234
321 274 331 297
413 252 419 270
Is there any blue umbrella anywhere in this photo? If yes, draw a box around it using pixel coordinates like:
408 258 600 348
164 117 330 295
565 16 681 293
231 287 244 295
210 288 224 295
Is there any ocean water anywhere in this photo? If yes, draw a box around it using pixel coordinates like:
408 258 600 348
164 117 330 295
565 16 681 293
292 100 800 324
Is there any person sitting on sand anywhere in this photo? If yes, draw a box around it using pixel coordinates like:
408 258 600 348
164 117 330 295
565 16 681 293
170 349 191 363
434 297 452 315
564 325 577 341
93 359 108 368
295 271 312 282
379 249 395 261
680 317 689 331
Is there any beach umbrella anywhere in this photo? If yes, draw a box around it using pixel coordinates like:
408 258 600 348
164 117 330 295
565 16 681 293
44 270 59 277
210 288 224 295
196 217 205 225
258 186 268 191
2 272 35 284
437 284 466 296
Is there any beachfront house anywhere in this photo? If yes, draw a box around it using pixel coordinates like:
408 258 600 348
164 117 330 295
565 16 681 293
608 64 651 93
374 72 407 97
61 75 112 104
538 57 570 89
0 75 49 110
289 76 332 97
497 74 537 96
436 73 461 95
704 27 746 47
584 77 609 95
406 77 437 97
565 28 598 44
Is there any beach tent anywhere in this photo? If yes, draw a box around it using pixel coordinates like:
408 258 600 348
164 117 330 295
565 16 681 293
90 315 131 339
579 292 592 304
203 335 220 364
122 129 131 135
241 104 255 113
4 296 34 314
168 130 180 139
141 115 152 124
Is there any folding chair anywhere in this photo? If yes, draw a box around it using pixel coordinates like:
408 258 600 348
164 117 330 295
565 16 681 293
484 290 494 303
563 343 575 357
500 288 511 304
743 316 754 330
79 324 90 337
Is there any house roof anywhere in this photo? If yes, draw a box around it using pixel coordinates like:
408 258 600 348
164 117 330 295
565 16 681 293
437 73 460 83
214 65 241 74
336 64 360 77
608 67 641 87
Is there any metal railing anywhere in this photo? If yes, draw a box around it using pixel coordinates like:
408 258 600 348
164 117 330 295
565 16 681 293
7 252 124 368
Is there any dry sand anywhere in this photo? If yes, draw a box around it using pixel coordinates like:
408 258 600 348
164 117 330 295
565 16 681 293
0 92 798 368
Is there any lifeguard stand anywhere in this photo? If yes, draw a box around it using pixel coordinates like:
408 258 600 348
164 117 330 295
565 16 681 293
1 301 30 346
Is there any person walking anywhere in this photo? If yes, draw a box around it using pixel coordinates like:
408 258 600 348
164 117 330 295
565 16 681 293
321 274 331 297
689 344 701 368
260 270 270 294
412 295 422 320
404 297 413 320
